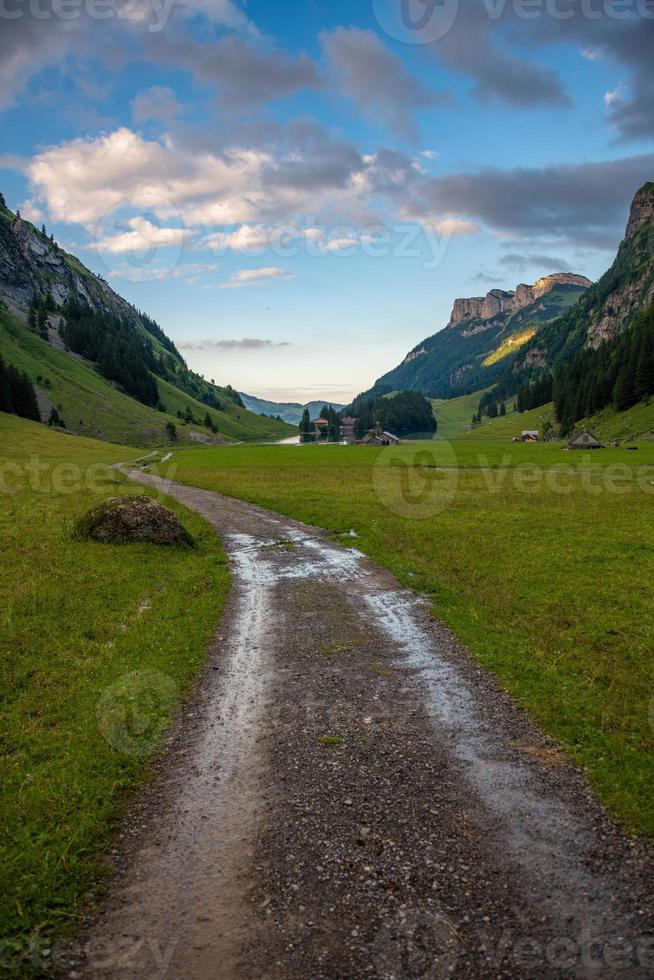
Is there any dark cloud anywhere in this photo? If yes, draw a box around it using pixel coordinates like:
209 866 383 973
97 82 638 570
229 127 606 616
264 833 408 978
468 271 504 285
408 154 654 247
426 2 570 109
526 4 654 140
178 338 291 351
321 27 451 138
261 124 363 193
0 14 83 109
150 35 322 108
500 253 574 273
132 87 182 124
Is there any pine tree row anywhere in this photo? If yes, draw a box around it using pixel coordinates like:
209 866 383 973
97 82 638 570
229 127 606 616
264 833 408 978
0 354 40 421
553 303 654 435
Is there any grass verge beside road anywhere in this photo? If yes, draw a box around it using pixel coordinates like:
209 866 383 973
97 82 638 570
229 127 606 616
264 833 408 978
0 415 229 972
160 440 654 837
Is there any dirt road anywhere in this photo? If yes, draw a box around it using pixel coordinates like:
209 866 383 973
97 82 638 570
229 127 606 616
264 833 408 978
78 472 653 979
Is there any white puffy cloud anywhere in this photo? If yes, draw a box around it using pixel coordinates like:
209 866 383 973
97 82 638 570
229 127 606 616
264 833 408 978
93 216 192 253
27 128 270 229
219 267 296 289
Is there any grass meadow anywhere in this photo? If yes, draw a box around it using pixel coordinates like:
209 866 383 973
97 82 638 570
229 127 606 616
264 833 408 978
160 439 654 837
0 415 229 971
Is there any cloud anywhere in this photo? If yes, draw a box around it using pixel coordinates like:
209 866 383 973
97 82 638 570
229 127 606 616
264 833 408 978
407 154 654 248
132 86 182 123
26 126 382 233
428 217 479 238
178 337 291 351
108 261 219 284
93 216 192 254
219 267 296 289
603 89 623 108
27 128 271 229
526 6 654 141
150 35 322 109
0 0 253 112
468 271 504 286
0 153 26 173
425 3 570 109
322 27 450 138
204 224 276 254
499 253 574 274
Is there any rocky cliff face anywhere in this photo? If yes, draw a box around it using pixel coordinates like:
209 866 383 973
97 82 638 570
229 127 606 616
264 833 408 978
585 184 654 347
448 274 592 328
625 182 654 239
0 212 133 318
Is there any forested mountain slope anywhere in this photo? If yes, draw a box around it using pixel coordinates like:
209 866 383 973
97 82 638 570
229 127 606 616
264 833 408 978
376 273 591 399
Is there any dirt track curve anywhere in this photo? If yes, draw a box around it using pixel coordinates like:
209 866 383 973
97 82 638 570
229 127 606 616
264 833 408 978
77 470 653 980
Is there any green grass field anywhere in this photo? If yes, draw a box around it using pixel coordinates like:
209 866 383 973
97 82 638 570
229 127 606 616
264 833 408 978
158 440 654 837
0 415 230 972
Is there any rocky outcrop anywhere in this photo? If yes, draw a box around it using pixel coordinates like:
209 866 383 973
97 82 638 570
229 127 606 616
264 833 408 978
0 213 135 317
450 296 486 324
403 347 427 365
625 182 654 239
448 274 592 329
76 496 194 546
587 277 654 348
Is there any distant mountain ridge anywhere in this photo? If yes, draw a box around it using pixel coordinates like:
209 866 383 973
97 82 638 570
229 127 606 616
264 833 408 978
376 272 592 399
240 392 345 425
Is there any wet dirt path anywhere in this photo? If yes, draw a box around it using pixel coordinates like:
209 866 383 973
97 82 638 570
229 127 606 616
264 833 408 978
78 472 653 979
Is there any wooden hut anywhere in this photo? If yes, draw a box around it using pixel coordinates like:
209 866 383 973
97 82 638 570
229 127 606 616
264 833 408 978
568 429 603 450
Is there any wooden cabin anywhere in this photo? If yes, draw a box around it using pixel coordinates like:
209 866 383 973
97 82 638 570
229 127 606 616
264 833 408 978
568 429 603 450
360 424 401 446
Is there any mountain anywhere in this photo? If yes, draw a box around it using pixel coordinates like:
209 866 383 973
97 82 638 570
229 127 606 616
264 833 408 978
514 182 654 374
375 273 592 400
513 183 654 434
240 392 344 425
0 197 294 445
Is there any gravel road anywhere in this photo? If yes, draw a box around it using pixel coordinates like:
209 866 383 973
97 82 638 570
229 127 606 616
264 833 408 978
76 471 653 980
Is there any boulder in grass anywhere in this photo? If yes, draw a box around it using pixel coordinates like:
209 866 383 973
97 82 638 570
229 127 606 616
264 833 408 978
76 496 194 546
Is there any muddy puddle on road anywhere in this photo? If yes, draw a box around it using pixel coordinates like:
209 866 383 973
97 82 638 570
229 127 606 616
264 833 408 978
77 472 654 980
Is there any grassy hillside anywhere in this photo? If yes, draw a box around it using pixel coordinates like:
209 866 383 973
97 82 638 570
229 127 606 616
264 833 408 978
436 387 654 443
0 305 293 445
585 399 654 441
431 390 489 440
157 441 654 837
0 415 230 972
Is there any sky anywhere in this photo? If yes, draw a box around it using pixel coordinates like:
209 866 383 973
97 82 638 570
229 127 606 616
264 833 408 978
1 0 653 404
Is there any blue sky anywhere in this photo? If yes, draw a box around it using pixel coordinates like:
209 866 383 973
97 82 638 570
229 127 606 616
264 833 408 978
1 0 653 403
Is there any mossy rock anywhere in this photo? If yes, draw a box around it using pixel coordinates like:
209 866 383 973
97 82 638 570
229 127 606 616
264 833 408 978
76 496 194 546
